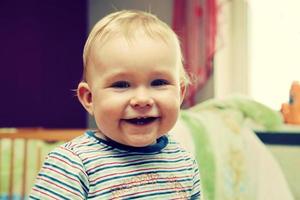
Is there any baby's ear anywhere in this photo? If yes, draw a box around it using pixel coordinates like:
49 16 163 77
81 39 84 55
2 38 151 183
77 82 94 115
179 81 187 105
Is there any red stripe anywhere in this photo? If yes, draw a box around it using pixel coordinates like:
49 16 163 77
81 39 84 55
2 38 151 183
38 176 82 197
86 155 185 174
83 146 181 163
90 172 192 195
111 186 190 200
89 163 193 184
49 154 86 176
81 151 112 162
32 187 60 200
43 166 81 184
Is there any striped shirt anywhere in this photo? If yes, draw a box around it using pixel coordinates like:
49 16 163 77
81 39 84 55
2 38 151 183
29 131 200 199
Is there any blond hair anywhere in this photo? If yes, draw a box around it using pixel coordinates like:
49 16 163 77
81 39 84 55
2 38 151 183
82 10 189 85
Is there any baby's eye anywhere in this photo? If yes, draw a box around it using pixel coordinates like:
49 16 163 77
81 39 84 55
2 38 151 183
151 79 169 87
110 81 130 88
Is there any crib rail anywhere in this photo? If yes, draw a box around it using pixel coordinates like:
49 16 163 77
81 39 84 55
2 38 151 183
0 128 84 199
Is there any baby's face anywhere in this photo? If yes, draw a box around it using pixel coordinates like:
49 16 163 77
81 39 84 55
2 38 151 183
85 34 184 147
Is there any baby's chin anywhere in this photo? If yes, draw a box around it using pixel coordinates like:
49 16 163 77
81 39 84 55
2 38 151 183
120 135 158 147
95 130 158 147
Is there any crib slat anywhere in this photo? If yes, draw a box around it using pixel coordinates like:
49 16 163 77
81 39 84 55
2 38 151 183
0 128 85 199
37 144 42 172
9 139 15 199
21 139 28 198
0 140 2 194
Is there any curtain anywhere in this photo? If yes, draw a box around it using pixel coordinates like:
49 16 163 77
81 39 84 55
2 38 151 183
173 0 217 107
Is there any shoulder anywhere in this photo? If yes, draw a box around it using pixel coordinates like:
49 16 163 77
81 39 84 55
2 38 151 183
30 134 92 199
163 134 197 163
165 134 193 154
165 134 200 175
49 133 90 154
45 132 104 165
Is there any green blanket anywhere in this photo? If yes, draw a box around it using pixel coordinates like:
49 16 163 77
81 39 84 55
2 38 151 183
171 96 293 200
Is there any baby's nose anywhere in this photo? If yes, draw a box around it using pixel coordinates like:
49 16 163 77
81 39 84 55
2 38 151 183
130 88 154 108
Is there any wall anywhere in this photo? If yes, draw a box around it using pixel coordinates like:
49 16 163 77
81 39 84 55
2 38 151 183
0 0 87 128
88 0 173 29
214 0 249 99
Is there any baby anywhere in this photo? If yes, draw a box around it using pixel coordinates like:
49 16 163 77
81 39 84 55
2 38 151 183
30 10 200 199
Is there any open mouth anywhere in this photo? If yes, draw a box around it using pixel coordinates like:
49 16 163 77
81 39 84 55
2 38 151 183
123 117 159 125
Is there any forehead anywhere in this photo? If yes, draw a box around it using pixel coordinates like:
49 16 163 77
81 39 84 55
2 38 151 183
86 34 180 81
92 27 177 52
93 33 178 66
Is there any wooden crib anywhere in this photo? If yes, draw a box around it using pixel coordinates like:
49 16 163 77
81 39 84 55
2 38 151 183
0 128 84 199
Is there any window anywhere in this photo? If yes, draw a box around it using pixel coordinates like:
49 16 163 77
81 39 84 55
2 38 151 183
248 0 300 110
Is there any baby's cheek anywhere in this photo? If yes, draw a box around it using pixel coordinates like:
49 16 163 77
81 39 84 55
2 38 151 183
97 100 123 118
161 101 180 129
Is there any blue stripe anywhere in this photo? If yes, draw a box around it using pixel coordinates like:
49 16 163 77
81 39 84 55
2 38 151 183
194 179 200 185
50 151 83 169
83 149 183 164
91 167 193 186
191 191 201 199
82 147 177 162
128 191 192 199
34 185 69 200
43 162 81 180
91 178 193 197
28 195 39 200
42 163 89 194
83 151 161 165
38 174 85 197
123 190 190 200
88 158 190 175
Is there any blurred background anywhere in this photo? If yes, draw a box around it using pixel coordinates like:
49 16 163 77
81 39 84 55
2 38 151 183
0 0 299 199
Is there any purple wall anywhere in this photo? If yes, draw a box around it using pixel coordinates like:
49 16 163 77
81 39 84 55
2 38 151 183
0 0 87 128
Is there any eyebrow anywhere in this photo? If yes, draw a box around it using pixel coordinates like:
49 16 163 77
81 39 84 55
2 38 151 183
104 66 176 80
105 71 130 79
